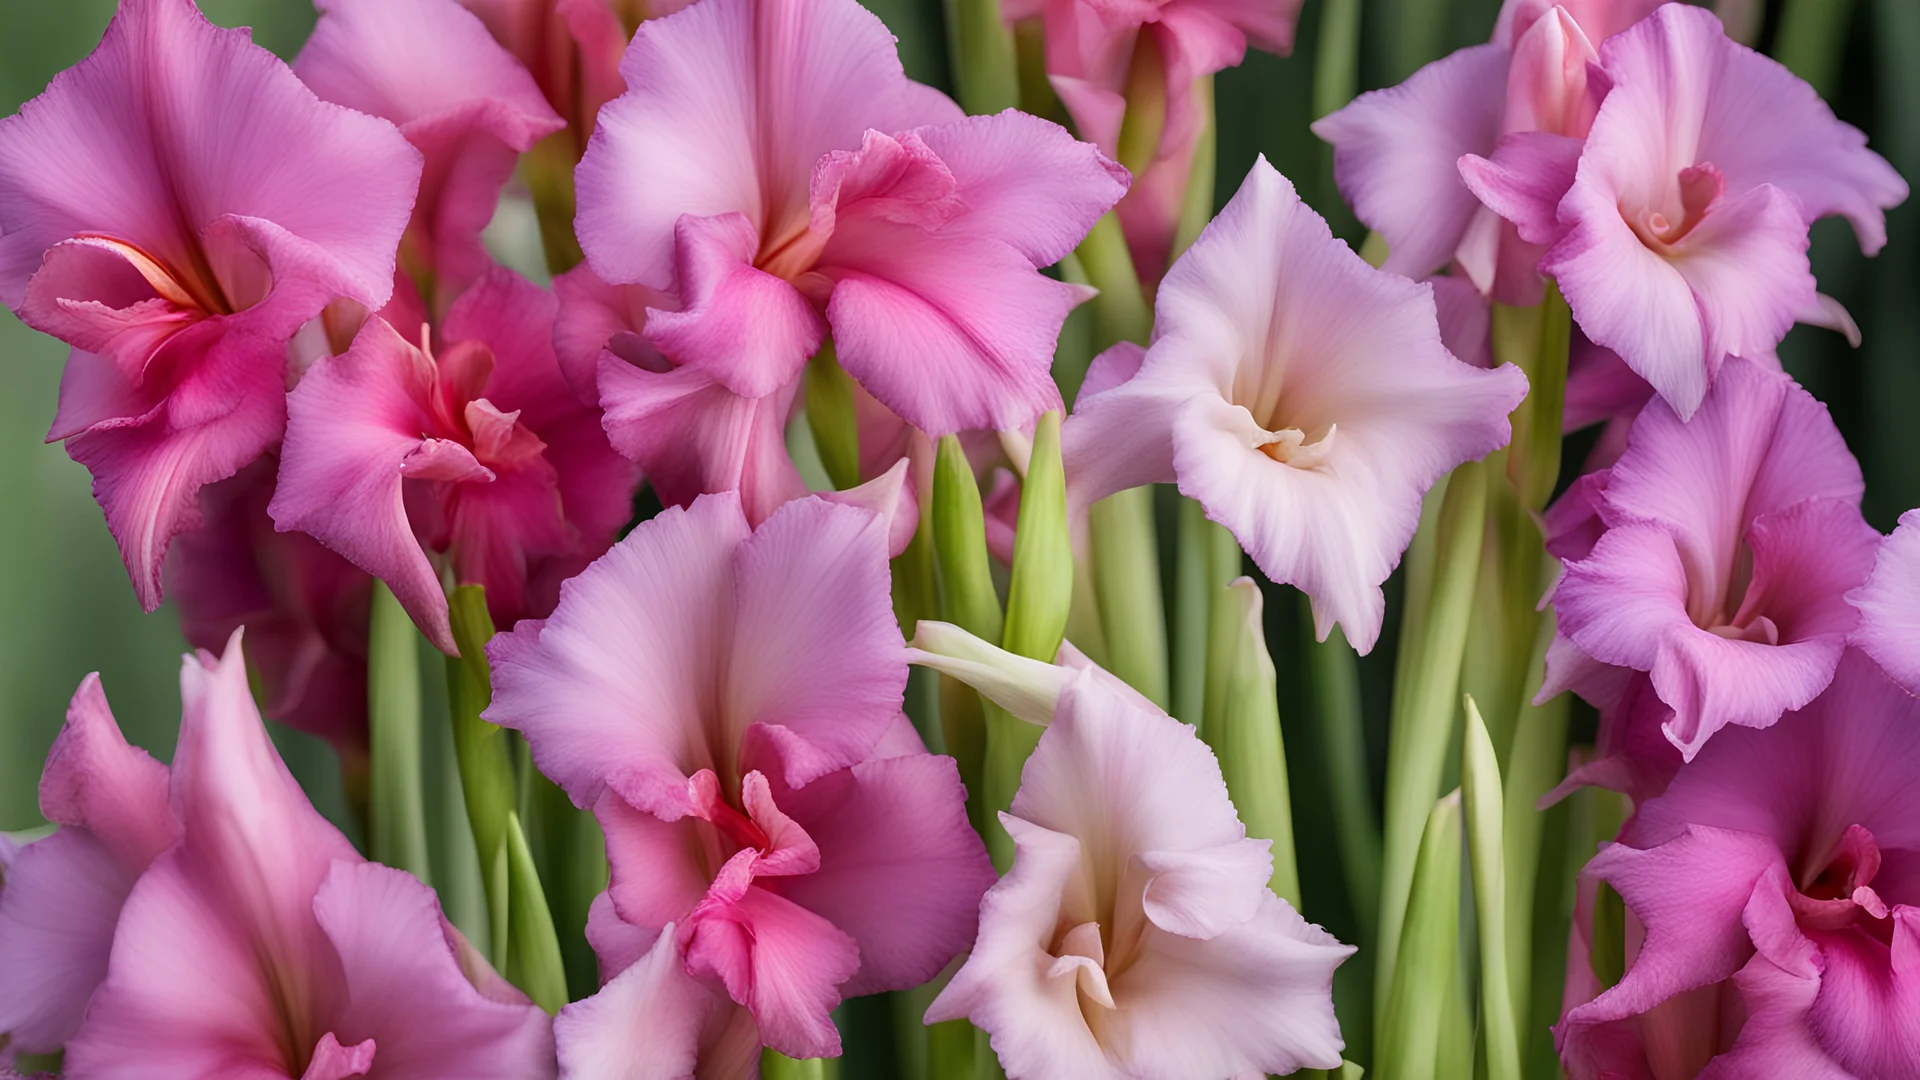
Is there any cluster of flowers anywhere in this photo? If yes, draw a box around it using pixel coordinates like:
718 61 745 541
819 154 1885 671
0 0 1912 1076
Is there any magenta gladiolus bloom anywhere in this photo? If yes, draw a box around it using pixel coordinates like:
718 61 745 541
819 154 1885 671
572 0 1127 436
1314 0 1657 303
1063 158 1526 653
168 458 374 768
295 0 564 321
485 494 993 1060
1483 4 1906 418
0 0 422 611
922 663 1353 1078
0 678 178 1058
1558 651 1920 1079
42 635 556 1079
272 267 637 653
1006 0 1300 283
1544 358 1880 761
1848 509 1920 699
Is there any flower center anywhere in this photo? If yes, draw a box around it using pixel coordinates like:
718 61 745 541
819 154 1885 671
1790 824 1893 937
1258 423 1338 470
1047 921 1117 1012
1627 163 1725 251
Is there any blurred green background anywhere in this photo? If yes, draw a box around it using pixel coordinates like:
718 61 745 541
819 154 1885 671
1 0 1914 1017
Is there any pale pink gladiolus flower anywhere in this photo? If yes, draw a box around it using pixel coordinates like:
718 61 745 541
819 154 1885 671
1557 651 1920 1079
0 0 422 611
1063 158 1526 653
1006 0 1301 284
0 678 178 1057
486 494 993 1061
1543 357 1880 761
921 658 1353 1079
295 0 564 322
1476 4 1906 419
23 635 555 1079
573 0 1128 436
271 267 638 654
1314 0 1657 304
1849 509 1920 698
167 457 374 769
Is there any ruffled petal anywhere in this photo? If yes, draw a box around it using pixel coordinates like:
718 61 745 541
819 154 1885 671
555 926 754 1080
1850 509 1920 696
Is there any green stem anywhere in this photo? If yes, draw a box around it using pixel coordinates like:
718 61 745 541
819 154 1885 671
1501 610 1569 1063
1312 0 1365 119
804 341 861 491
760 1049 837 1080
1375 461 1488 1027
1302 606 1381 935
503 810 568 1013
942 0 1020 114
1169 74 1217 263
1073 213 1154 350
1088 486 1170 709
368 581 432 882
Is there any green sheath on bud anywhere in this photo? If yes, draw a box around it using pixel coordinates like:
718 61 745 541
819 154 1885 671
1462 696 1522 1080
1378 791 1464 1080
1201 578 1301 907
803 341 861 492
368 580 432 885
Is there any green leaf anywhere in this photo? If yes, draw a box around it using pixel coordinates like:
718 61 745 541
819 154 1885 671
1088 484 1170 709
1378 790 1464 1080
1462 696 1522 1080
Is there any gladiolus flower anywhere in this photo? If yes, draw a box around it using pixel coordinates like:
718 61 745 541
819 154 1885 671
167 458 374 772
1314 0 1657 304
1543 357 1880 760
486 493 993 1060
1063 158 1526 653
0 678 178 1057
0 0 422 611
455 0 665 148
1557 650 1920 1079
572 0 1128 436
921 658 1353 1078
44 634 556 1079
271 267 637 654
1474 4 1906 418
1849 509 1920 700
295 0 564 320
1007 0 1301 284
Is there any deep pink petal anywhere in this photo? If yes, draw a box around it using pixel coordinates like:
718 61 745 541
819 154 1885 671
485 495 749 815
555 926 754 1080
597 357 806 527
766 752 994 995
727 497 907 790
574 0 960 290
295 0 562 303
1458 131 1582 247
641 213 827 398
271 317 452 652
680 885 859 1059
0 830 145 1056
1311 43 1510 280
316 861 555 1079
551 263 675 407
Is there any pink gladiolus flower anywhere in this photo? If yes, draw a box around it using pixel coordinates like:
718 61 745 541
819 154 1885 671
1557 650 1920 1079
573 0 1128 436
1063 158 1527 653
925 664 1353 1078
1543 357 1880 761
167 458 374 772
0 0 422 611
1006 0 1301 284
456 0 666 148
1479 4 1906 418
1314 0 1657 304
485 493 994 1060
1850 509 1920 698
272 267 637 654
296 0 565 320
0 678 178 1057
50 634 555 1078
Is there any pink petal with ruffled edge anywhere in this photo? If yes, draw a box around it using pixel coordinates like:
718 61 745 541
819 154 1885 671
295 0 562 308
1849 509 1920 697
0 676 179 1055
1065 159 1525 653
555 926 758 1080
